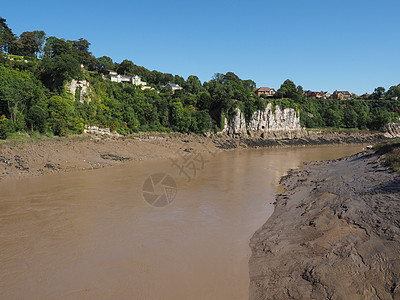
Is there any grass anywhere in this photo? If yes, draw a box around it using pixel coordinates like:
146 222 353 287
0 131 91 148
374 138 400 172
305 127 375 134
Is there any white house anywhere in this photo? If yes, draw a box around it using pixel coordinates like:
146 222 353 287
162 83 183 91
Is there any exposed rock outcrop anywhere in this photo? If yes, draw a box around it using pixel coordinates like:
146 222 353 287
66 79 91 103
384 122 400 138
84 125 120 137
222 104 302 137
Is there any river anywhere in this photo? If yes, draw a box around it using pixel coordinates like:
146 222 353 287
0 145 365 299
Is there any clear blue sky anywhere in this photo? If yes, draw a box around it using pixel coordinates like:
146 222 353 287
2 0 399 94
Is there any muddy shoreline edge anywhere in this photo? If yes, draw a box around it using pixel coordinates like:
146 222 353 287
0 130 393 181
249 150 400 299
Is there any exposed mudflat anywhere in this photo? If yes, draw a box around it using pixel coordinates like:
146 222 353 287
249 151 400 300
0 130 391 181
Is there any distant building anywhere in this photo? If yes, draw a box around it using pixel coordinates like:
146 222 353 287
322 91 331 99
331 90 352 100
255 87 276 97
304 91 331 99
361 93 370 99
103 69 117 76
103 70 149 88
162 83 183 91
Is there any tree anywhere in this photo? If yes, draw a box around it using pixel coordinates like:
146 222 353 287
70 38 96 68
368 108 391 130
371 87 386 100
276 79 302 101
342 106 358 128
0 17 15 54
39 54 81 89
0 65 47 131
386 85 400 100
117 59 135 75
169 100 191 132
186 75 203 94
33 30 46 58
11 31 38 57
97 56 115 71
47 95 84 135
297 85 304 95
43 36 72 57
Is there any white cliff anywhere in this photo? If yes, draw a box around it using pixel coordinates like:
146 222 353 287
223 103 303 137
384 122 400 138
66 79 91 103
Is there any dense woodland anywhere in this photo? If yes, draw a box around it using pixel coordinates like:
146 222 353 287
0 17 399 138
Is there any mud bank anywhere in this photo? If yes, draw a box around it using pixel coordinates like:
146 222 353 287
214 130 389 149
0 131 394 181
249 151 400 299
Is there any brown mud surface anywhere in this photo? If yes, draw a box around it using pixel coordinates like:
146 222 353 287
0 134 219 181
0 131 390 181
249 151 400 300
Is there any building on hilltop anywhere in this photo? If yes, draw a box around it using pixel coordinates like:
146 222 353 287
255 87 276 97
361 93 370 99
331 90 352 100
162 83 183 91
102 70 151 90
304 91 331 99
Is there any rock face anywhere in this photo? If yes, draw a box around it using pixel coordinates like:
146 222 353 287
384 122 400 138
66 79 91 103
222 104 302 137
84 125 120 136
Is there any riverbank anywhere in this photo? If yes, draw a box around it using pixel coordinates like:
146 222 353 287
0 130 394 181
249 145 400 299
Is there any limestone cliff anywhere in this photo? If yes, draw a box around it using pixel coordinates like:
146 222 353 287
222 103 303 137
384 122 400 138
66 79 92 103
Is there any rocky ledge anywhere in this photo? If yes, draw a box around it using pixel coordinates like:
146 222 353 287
249 151 400 300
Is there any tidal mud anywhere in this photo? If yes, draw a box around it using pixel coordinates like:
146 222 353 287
249 151 400 299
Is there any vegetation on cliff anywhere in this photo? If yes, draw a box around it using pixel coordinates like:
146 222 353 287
0 17 399 138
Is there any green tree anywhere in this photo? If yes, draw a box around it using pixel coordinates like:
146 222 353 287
186 75 204 94
39 54 81 89
342 106 358 128
368 108 391 130
33 30 46 58
276 79 302 101
10 31 38 57
97 56 115 71
47 95 84 135
169 100 191 132
371 87 385 100
43 37 72 57
117 59 135 75
0 17 15 54
386 85 400 100
0 66 47 130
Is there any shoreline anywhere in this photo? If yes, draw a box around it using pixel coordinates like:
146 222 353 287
249 150 400 299
0 130 394 182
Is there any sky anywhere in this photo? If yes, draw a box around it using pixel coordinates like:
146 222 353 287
2 0 400 94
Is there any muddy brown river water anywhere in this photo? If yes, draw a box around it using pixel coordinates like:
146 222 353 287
0 145 365 299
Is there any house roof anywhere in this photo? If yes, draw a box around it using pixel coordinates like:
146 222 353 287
257 87 273 92
163 83 182 88
334 90 351 95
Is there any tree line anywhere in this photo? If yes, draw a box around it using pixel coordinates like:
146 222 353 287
0 17 399 138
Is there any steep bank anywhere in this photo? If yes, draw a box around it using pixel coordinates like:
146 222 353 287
221 104 302 137
249 150 400 299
